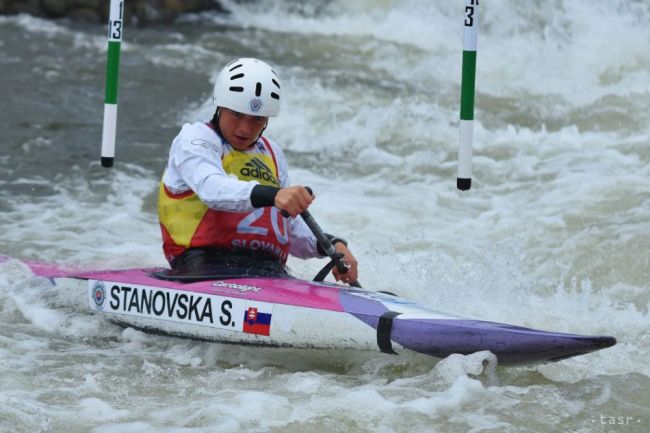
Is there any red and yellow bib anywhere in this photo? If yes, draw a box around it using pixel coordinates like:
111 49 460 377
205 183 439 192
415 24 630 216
158 137 290 263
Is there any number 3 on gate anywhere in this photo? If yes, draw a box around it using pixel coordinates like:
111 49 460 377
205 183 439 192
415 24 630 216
465 0 479 27
109 1 124 40
237 208 289 244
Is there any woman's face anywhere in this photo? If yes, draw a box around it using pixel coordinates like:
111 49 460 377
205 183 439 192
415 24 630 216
218 108 268 150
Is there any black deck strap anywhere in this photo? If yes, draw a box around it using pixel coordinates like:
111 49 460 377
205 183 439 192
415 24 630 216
377 311 402 355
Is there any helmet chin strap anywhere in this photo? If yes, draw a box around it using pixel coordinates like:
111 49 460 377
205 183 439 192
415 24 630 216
211 107 269 148
255 122 268 145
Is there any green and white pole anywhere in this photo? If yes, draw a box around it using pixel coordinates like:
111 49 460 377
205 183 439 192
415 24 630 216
457 0 479 191
101 0 125 168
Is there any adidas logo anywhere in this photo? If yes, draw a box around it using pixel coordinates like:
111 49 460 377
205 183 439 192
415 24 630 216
241 157 277 184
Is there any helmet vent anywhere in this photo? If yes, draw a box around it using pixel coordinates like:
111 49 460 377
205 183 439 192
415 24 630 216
255 82 262 97
272 79 280 89
230 73 244 80
229 86 244 92
229 64 243 72
271 92 280 100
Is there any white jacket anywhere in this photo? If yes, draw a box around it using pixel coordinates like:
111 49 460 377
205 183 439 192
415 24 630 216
162 121 321 259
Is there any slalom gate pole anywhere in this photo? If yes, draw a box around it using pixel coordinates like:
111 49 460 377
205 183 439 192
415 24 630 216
457 0 479 191
100 0 125 168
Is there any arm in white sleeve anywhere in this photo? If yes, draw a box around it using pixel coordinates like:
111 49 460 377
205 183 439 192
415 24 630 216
288 216 324 259
164 123 257 212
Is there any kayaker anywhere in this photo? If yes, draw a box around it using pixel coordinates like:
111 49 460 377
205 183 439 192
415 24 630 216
158 58 358 284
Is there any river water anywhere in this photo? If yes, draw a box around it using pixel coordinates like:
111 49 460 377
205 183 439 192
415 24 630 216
1 1 649 432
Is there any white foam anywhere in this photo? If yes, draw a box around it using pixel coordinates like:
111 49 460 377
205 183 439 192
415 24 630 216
0 13 67 36
434 351 499 385
79 398 130 422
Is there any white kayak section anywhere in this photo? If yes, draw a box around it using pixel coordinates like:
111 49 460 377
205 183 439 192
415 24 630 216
6 255 616 365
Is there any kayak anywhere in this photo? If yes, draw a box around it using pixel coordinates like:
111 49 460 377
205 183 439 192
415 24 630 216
3 254 616 365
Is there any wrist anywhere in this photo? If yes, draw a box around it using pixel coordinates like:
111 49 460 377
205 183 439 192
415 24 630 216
250 185 280 208
329 236 348 247
317 233 348 256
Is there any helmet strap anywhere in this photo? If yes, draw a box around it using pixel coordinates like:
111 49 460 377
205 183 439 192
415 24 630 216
254 121 268 145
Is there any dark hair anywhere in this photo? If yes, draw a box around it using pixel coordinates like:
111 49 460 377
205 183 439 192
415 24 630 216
210 107 222 136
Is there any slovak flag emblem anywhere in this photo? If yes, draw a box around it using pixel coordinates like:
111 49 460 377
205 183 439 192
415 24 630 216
243 306 272 336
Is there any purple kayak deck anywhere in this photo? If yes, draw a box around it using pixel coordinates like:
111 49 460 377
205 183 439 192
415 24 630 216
5 255 616 365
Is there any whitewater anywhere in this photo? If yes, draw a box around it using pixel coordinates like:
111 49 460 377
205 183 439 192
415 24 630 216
0 1 648 432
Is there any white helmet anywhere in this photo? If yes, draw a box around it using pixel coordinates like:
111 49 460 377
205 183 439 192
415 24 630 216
213 58 281 117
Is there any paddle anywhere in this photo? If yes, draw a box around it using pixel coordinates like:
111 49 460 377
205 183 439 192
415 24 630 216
282 187 361 288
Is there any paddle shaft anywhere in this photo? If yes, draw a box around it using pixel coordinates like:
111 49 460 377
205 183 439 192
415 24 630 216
301 209 361 287
281 187 361 287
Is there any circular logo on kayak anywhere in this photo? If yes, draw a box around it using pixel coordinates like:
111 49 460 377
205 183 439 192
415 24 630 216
93 281 106 309
249 98 263 113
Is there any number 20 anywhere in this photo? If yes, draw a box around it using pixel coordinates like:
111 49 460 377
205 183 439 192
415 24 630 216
237 208 289 244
